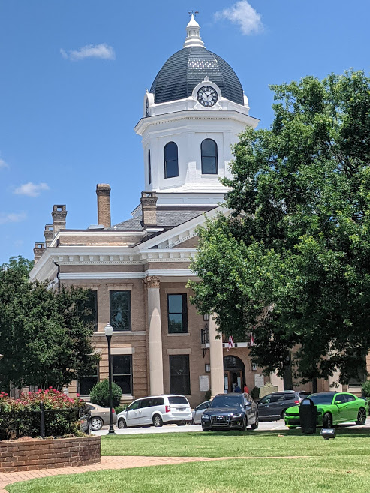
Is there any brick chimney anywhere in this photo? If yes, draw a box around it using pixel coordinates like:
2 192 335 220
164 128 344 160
33 242 45 263
140 191 158 227
96 184 111 228
44 224 54 247
51 205 67 236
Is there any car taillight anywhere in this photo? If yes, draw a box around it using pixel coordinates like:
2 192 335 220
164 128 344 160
165 405 170 413
294 400 299 404
113 409 116 413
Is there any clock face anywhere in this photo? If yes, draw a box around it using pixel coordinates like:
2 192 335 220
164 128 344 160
197 86 218 107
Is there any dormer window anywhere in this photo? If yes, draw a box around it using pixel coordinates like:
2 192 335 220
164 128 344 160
164 142 179 179
201 139 218 174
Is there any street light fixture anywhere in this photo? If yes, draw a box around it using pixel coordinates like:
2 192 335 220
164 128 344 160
104 323 115 434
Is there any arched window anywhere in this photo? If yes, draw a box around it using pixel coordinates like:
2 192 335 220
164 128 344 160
201 139 218 174
148 149 152 185
164 142 179 179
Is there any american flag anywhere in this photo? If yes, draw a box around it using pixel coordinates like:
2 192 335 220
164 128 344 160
227 336 235 351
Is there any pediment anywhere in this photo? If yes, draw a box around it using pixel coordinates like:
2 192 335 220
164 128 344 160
138 206 224 251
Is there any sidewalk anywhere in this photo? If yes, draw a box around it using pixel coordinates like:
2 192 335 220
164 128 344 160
0 455 223 492
0 454 309 492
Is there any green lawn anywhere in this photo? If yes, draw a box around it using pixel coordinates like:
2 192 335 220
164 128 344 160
101 427 370 458
6 429 370 493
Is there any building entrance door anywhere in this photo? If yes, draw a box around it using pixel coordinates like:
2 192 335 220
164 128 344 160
224 370 242 393
223 356 245 393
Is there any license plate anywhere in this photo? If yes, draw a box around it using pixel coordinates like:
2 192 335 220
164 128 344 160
177 407 185 411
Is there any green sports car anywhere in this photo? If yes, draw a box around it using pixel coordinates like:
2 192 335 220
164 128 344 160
284 392 368 428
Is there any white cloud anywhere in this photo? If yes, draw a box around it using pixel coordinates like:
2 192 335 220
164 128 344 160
0 158 9 169
215 1 263 35
60 43 116 61
14 182 50 197
0 212 27 225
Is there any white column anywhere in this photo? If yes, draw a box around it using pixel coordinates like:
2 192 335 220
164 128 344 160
209 314 224 397
270 371 284 392
328 368 342 392
146 276 164 395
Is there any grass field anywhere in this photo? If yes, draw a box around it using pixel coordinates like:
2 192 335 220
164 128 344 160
101 427 370 458
6 429 370 493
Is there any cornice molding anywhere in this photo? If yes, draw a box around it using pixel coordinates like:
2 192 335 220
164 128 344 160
59 268 194 280
135 109 258 135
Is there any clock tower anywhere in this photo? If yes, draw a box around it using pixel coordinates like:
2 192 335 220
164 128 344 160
135 14 259 208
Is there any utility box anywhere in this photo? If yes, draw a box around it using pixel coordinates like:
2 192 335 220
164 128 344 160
299 398 317 434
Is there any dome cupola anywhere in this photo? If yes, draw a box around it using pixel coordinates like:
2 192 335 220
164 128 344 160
150 14 245 106
135 14 258 207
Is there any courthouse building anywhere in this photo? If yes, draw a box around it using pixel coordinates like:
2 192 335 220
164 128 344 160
30 16 341 406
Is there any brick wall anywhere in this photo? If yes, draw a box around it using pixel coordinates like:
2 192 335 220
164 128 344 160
0 436 101 473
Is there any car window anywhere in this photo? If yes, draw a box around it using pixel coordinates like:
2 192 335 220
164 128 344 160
140 399 151 408
127 400 140 411
86 404 94 410
335 394 347 404
346 395 356 402
306 393 335 405
168 396 189 405
269 395 281 403
284 394 296 401
260 396 270 404
152 398 164 407
211 395 243 408
197 402 208 410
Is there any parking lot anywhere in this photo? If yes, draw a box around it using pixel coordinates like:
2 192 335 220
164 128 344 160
93 417 370 435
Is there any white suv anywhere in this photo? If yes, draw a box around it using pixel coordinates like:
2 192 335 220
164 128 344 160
117 395 192 428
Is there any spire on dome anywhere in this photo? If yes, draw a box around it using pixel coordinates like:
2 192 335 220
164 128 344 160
184 12 205 48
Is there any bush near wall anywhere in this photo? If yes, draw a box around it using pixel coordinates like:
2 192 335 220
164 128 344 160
0 388 88 439
90 379 122 408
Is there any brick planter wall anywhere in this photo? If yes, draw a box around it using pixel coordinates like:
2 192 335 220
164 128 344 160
0 436 101 473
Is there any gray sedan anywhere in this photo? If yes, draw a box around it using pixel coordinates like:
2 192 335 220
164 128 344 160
192 400 211 424
86 403 117 431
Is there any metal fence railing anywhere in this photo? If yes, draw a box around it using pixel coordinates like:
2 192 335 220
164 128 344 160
0 404 89 440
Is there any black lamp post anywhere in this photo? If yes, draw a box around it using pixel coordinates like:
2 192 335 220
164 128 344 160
104 323 115 434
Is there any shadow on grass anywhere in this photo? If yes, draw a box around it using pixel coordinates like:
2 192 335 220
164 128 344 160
203 426 370 438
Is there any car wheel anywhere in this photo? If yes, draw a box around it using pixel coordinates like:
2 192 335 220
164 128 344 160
323 412 332 428
251 414 259 430
281 409 286 420
356 408 367 425
153 414 163 427
118 418 127 429
90 416 103 431
240 417 247 431
176 420 186 426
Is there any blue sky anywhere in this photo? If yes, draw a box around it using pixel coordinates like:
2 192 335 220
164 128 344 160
0 0 369 265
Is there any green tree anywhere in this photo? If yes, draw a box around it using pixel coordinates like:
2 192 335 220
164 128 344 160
0 256 99 391
190 70 370 385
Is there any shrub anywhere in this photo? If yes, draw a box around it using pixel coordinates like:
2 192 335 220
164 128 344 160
0 388 87 439
114 404 127 415
90 379 122 408
204 390 212 402
362 380 370 398
250 386 260 400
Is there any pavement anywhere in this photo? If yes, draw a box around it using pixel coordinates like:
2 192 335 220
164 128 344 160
92 419 289 435
93 418 370 435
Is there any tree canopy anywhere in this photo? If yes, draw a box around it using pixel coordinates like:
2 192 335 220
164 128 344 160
0 256 99 391
190 70 370 385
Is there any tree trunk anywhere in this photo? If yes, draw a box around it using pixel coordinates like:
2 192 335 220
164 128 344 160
283 363 293 390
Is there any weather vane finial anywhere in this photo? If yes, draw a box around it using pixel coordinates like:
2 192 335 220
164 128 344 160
188 10 199 18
